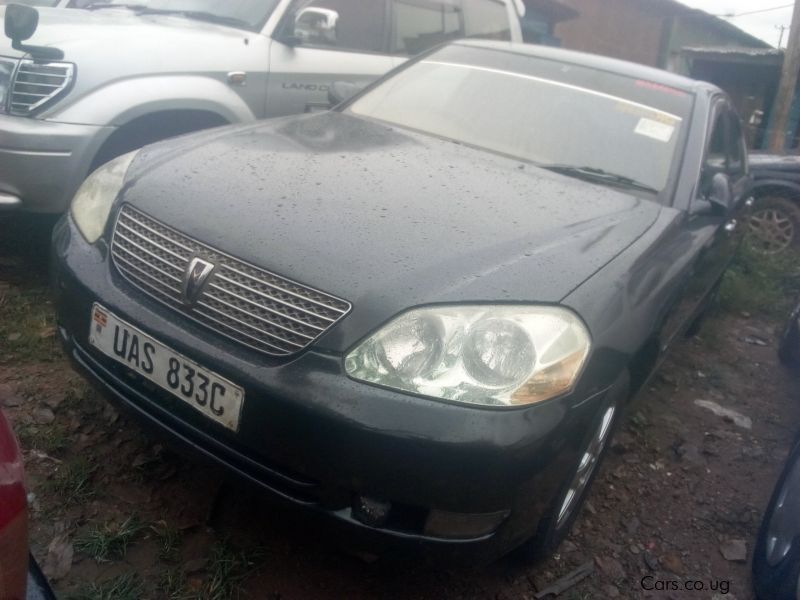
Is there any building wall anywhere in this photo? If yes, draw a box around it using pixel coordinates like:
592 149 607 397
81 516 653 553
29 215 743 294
554 0 672 67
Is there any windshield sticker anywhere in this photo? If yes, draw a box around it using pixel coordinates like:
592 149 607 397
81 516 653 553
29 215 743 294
635 118 675 142
615 102 680 125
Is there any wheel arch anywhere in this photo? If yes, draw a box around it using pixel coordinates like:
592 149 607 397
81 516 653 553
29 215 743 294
89 108 231 173
751 179 800 201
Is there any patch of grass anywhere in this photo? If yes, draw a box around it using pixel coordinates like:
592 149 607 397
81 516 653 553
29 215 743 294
201 543 260 600
151 520 182 561
18 422 70 455
718 244 800 318
76 515 144 562
46 458 96 505
158 568 192 600
0 283 60 363
68 573 145 600
61 379 101 412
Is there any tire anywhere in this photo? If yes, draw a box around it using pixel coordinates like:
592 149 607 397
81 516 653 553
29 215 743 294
753 440 800 600
748 196 800 254
517 391 622 563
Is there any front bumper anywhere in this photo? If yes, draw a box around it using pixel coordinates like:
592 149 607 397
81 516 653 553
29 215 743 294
0 113 112 213
52 215 620 562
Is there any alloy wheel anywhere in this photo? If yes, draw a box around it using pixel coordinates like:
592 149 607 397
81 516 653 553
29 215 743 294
749 208 796 254
556 405 616 528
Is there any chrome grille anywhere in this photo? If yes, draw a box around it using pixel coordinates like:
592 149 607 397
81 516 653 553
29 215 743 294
10 60 74 115
111 205 351 356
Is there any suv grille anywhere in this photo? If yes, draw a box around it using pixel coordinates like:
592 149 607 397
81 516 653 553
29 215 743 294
9 60 74 115
110 205 351 357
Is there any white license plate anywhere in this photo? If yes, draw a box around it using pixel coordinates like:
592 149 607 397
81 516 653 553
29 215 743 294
88 304 244 431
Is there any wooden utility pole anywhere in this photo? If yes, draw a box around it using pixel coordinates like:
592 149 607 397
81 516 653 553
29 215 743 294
769 0 800 151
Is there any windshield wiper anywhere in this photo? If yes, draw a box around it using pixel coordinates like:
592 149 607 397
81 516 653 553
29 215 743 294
85 3 149 9
140 9 251 29
541 165 659 194
85 4 250 29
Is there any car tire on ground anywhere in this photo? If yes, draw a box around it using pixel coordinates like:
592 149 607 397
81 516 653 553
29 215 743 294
748 196 800 254
517 386 624 563
753 440 800 600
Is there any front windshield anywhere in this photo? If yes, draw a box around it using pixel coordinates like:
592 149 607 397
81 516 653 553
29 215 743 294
350 45 695 195
87 0 280 29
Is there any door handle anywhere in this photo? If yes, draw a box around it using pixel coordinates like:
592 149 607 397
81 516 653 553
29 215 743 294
724 219 738 233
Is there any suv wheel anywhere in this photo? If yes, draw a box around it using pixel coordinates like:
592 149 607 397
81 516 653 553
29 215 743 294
748 196 800 254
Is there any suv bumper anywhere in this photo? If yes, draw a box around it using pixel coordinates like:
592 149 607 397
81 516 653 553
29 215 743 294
0 114 112 213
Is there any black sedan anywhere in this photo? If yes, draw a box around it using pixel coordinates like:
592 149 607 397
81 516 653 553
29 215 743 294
753 304 800 599
52 41 752 562
754 438 800 600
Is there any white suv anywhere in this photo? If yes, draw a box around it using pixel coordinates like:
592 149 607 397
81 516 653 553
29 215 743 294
0 0 522 212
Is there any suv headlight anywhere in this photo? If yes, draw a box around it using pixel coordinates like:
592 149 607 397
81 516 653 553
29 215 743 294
345 305 591 408
71 151 139 244
0 58 17 114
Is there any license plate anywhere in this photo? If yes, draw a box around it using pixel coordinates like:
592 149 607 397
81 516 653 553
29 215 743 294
88 304 244 431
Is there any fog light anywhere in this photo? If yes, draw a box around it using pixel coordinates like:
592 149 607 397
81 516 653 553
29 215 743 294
352 496 392 528
424 509 510 539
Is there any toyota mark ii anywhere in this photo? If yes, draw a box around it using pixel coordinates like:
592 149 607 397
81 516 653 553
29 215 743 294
52 41 752 562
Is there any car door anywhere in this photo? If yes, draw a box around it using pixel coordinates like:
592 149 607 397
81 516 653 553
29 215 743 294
658 99 749 350
266 0 395 117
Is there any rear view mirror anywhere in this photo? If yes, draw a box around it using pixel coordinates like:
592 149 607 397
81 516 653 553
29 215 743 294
5 4 39 44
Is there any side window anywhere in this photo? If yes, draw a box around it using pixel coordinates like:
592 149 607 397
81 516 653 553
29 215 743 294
463 0 511 41
391 0 463 56
726 112 746 178
290 0 388 53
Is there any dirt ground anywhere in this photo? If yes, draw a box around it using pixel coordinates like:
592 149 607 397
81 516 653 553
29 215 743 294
1 214 799 600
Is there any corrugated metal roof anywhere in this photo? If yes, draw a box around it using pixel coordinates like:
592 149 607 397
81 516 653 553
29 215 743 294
682 46 783 57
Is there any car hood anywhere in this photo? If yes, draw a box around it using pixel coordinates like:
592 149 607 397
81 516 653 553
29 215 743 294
0 6 254 64
120 112 662 351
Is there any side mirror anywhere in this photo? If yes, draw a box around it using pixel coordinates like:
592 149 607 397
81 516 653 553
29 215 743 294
288 7 339 46
708 172 733 214
4 4 64 60
328 81 363 106
5 4 39 44
693 172 733 217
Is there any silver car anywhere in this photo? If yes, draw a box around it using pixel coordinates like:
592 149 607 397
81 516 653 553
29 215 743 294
0 0 523 212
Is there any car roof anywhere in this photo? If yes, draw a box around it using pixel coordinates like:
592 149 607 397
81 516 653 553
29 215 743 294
450 40 721 97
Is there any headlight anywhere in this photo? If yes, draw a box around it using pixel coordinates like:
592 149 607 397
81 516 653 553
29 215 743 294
71 150 139 244
345 305 591 407
0 59 16 114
